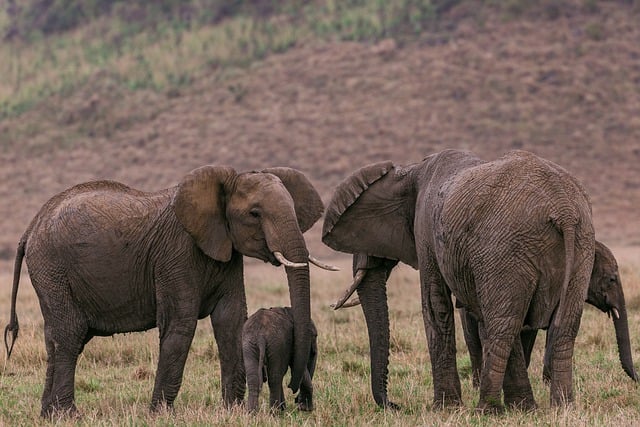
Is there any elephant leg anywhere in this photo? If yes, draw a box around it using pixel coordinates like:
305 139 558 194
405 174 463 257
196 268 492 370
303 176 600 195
459 308 483 389
520 329 538 369
210 281 248 407
502 335 536 410
39 290 88 418
542 330 553 384
267 368 286 411
548 268 591 406
295 369 314 411
243 344 263 412
420 264 462 409
151 317 197 411
295 338 316 411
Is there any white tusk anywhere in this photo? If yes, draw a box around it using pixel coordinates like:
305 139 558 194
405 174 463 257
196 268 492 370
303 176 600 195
273 251 307 268
332 269 367 310
308 255 340 271
334 296 361 309
612 307 620 320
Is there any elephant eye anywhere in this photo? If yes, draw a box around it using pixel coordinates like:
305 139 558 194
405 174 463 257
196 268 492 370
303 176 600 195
249 208 261 218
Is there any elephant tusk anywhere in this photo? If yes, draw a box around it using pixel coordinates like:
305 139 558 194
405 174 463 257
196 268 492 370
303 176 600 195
331 296 361 309
273 251 307 268
332 269 367 310
308 255 340 271
612 307 620 320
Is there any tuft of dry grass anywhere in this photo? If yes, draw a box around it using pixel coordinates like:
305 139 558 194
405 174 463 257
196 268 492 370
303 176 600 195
1 254 640 425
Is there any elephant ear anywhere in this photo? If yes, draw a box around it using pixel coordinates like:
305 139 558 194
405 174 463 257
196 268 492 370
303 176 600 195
261 167 324 233
172 165 237 262
322 161 418 268
322 161 394 239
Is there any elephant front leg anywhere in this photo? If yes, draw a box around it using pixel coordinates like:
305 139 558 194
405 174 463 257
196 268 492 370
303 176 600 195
151 318 197 411
420 268 462 409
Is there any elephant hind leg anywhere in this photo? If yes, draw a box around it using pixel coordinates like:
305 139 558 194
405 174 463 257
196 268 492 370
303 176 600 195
502 334 536 411
267 368 286 411
150 318 197 411
476 314 524 414
40 307 89 418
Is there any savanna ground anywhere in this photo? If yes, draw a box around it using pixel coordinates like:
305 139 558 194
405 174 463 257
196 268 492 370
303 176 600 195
1 0 640 425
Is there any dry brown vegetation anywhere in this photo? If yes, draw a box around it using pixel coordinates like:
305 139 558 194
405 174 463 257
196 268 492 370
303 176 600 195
1 0 640 424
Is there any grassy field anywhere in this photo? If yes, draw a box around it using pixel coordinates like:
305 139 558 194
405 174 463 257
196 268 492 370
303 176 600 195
1 250 639 426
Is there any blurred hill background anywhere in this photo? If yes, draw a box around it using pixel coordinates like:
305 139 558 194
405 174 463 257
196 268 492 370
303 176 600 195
0 0 639 264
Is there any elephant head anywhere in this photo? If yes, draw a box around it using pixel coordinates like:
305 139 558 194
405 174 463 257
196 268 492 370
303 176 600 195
585 241 638 381
172 165 328 391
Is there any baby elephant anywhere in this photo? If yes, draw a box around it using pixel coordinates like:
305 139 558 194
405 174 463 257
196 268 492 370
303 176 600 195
242 307 317 412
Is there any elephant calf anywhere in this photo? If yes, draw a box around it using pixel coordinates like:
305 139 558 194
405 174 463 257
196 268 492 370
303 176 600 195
242 307 317 412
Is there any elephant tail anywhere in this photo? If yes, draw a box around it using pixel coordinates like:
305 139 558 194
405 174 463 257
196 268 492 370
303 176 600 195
4 235 26 359
552 221 576 329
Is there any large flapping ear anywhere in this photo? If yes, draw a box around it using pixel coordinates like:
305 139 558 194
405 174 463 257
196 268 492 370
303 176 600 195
172 165 237 262
322 161 418 268
322 161 393 239
261 167 324 233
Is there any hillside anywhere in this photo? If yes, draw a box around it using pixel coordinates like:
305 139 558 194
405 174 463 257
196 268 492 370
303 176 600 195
0 0 639 265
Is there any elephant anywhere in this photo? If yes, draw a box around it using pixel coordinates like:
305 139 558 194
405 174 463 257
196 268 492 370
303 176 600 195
3 165 336 417
242 306 317 412
334 240 639 396
322 149 596 412
459 240 639 388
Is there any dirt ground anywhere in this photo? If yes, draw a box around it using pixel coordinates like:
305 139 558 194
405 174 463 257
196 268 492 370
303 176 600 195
0 1 638 269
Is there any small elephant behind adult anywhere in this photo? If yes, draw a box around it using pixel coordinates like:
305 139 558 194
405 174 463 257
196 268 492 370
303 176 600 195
242 307 317 412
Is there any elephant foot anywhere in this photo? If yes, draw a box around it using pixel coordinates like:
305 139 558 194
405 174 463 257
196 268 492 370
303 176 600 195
269 402 286 415
373 394 401 411
41 403 79 420
432 396 463 410
149 400 175 414
379 400 401 411
504 396 537 412
475 398 504 414
295 394 313 411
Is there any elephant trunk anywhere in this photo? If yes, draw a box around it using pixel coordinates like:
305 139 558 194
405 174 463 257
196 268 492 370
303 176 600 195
283 245 312 393
356 267 397 409
612 304 640 381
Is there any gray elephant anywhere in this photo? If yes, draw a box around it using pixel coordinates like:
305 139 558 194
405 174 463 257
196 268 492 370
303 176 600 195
4 165 335 417
242 306 317 412
335 241 639 399
322 149 595 412
459 240 639 388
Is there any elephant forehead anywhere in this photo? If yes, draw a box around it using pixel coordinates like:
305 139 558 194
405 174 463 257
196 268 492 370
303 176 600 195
235 173 289 199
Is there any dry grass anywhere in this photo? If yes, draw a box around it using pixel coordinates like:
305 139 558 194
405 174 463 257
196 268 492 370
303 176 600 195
1 252 639 425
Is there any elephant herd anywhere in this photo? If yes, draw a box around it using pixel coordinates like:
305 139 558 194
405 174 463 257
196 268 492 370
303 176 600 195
3 149 638 417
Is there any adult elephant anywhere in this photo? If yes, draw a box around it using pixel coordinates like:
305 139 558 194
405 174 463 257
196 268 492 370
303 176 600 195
322 149 595 412
459 240 639 387
4 165 334 417
334 240 639 396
